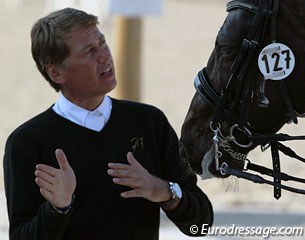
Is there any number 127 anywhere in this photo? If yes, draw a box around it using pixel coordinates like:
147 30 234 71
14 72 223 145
261 50 291 74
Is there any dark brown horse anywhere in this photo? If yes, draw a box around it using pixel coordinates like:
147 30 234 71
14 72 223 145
179 0 305 198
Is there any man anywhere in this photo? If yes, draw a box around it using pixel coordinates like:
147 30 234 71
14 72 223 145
3 8 213 240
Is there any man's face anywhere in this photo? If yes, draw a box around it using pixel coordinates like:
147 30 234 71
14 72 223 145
59 26 116 107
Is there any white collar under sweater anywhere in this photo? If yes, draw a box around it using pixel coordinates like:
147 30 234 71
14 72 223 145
52 93 112 132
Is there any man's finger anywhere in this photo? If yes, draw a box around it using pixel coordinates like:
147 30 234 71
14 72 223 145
55 148 71 171
39 188 53 202
113 177 140 188
35 170 54 184
107 169 133 178
127 152 142 167
108 163 129 170
120 189 142 198
36 164 56 176
35 177 53 192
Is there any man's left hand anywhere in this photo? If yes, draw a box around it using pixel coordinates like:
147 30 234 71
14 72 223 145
107 152 171 203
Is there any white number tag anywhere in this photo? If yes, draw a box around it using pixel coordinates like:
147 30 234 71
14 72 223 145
258 43 295 80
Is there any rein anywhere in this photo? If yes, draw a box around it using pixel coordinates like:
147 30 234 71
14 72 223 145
195 0 305 199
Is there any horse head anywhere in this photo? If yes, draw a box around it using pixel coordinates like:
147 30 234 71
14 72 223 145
180 0 305 183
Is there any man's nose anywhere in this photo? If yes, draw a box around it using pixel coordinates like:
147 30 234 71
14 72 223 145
97 46 110 63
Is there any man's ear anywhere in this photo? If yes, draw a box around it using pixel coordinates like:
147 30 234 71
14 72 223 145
45 64 65 84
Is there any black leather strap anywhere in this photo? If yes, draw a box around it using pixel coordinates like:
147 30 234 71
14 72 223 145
271 142 281 199
248 161 305 183
227 0 259 13
194 69 219 106
279 81 298 124
222 165 305 195
271 0 280 42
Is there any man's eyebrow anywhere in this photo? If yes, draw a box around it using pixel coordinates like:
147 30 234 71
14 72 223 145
80 41 95 52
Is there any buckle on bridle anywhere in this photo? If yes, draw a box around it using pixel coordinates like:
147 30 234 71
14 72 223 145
220 162 228 175
261 142 271 152
229 124 253 148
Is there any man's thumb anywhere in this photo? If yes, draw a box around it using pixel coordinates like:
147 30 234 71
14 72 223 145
55 148 71 171
127 152 142 167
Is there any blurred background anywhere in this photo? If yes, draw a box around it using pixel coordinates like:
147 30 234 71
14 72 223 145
1 0 305 239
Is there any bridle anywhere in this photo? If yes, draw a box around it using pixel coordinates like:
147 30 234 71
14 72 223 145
195 0 305 199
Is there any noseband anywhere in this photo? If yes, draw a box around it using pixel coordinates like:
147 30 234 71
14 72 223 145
195 0 305 199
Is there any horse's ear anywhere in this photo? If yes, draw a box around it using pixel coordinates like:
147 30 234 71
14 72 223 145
45 64 65 84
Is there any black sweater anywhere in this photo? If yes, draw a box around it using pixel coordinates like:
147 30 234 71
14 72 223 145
4 99 213 240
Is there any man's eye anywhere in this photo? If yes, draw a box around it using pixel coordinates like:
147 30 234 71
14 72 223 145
98 39 106 46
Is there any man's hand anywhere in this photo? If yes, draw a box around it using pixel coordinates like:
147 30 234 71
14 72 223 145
107 152 172 203
35 149 76 208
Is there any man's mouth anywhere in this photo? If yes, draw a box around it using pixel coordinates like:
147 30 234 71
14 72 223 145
101 67 111 75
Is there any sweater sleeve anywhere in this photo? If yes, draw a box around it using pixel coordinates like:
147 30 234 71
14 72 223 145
154 109 213 236
3 130 72 240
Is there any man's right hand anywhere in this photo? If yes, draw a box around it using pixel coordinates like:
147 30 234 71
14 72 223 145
35 149 76 208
